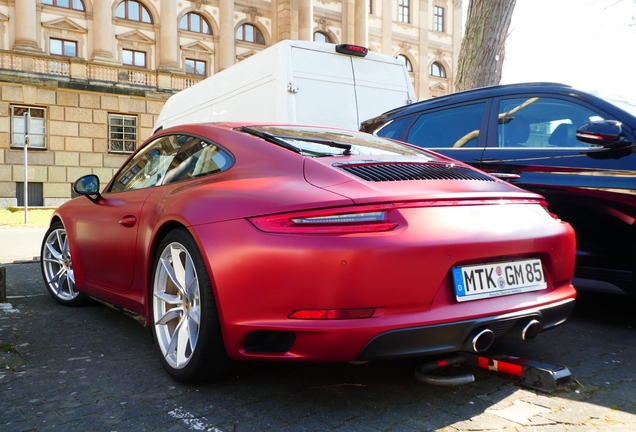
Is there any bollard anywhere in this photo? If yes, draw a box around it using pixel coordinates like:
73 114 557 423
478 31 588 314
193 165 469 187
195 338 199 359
0 266 5 302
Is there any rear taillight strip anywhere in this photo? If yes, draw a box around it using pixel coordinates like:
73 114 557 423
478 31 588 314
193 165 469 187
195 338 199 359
249 199 546 234
249 204 398 234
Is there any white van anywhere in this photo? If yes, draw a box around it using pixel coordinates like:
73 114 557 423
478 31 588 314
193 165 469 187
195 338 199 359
154 40 416 132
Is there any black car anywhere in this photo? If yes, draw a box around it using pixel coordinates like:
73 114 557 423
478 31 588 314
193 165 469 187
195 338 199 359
361 82 636 296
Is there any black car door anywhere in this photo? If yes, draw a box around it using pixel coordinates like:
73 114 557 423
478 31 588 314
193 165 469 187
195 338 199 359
477 93 636 292
389 100 492 168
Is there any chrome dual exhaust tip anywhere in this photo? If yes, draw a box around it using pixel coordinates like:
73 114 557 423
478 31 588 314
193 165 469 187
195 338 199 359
463 328 495 353
520 319 541 341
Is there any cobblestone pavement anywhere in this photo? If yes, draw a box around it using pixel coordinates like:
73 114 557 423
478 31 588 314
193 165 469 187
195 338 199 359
1 263 635 431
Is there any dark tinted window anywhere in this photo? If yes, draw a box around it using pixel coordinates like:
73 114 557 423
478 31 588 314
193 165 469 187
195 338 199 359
498 97 604 148
110 135 182 192
163 136 233 184
406 103 486 148
376 116 415 140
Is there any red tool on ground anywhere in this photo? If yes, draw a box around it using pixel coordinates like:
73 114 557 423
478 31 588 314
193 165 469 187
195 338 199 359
415 353 572 392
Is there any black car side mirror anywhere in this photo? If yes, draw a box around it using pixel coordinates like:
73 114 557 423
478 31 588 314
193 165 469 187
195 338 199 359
576 120 632 149
74 174 101 202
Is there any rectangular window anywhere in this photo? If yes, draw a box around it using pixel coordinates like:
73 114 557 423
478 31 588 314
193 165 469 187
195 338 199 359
406 103 487 148
398 0 410 23
185 59 206 76
498 98 602 148
109 114 138 153
11 106 46 148
16 182 44 207
122 49 146 68
434 6 445 32
50 38 77 57
368 0 372 14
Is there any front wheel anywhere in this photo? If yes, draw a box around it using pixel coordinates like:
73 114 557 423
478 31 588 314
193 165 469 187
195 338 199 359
41 221 84 306
150 228 233 383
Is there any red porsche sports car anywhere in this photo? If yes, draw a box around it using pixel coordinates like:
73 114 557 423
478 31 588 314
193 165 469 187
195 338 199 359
41 123 577 383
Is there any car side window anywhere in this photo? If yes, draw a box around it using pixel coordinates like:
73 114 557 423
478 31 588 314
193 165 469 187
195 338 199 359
498 97 605 148
110 135 182 192
405 103 486 148
163 136 233 184
375 116 416 140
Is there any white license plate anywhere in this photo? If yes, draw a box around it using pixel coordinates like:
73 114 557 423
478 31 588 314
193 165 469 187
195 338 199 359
452 258 547 302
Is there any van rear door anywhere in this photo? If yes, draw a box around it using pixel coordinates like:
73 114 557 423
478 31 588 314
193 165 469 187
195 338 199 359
290 47 359 129
352 56 414 125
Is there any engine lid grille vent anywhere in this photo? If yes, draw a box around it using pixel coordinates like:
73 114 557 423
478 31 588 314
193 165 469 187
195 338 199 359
337 162 497 182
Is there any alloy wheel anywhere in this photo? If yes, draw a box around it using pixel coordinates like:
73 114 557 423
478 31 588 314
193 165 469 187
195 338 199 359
152 242 201 369
42 227 79 301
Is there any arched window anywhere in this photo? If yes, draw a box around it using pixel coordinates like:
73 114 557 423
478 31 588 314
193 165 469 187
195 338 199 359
430 61 446 78
180 13 212 35
313 31 332 44
115 1 153 24
41 0 85 10
397 54 413 72
236 24 265 45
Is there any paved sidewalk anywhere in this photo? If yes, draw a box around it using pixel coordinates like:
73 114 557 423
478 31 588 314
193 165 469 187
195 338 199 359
0 227 46 264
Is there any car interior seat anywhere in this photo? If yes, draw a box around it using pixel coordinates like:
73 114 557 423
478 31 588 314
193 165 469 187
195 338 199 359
503 116 530 147
548 123 579 147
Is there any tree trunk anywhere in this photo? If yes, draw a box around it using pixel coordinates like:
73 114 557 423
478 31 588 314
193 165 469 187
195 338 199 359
455 0 516 91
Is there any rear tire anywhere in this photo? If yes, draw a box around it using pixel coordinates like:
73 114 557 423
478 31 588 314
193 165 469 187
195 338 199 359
41 221 85 306
150 228 233 383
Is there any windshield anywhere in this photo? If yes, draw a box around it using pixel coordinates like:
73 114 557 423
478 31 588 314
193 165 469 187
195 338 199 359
239 125 431 158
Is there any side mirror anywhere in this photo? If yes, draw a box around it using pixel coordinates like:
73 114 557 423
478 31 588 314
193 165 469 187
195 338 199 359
74 174 101 201
576 120 631 148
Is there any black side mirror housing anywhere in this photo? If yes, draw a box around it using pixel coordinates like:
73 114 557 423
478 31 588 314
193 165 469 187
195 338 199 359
576 120 631 148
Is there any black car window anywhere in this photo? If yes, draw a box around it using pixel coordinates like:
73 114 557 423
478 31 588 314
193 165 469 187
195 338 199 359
498 97 605 148
405 103 486 148
375 116 416 140
110 135 182 192
163 136 233 184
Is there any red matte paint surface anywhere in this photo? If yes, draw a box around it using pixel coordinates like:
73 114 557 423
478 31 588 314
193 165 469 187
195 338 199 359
51 123 577 362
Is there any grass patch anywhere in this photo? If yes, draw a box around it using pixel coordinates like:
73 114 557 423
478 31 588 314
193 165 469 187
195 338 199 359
0 207 55 227
1 343 11 353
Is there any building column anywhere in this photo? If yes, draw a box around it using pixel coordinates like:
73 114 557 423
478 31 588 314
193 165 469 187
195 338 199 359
451 0 462 92
298 0 313 41
381 0 392 55
277 0 298 42
92 0 114 61
354 0 368 46
342 0 355 44
418 0 430 100
218 0 236 71
14 0 39 52
159 0 179 70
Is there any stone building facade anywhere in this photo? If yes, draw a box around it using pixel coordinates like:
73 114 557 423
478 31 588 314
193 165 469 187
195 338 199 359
0 0 461 207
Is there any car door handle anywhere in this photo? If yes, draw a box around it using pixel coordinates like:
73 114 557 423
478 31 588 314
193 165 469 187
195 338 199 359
119 216 137 227
490 173 521 181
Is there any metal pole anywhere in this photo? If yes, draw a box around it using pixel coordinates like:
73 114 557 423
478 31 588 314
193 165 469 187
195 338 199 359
23 112 30 224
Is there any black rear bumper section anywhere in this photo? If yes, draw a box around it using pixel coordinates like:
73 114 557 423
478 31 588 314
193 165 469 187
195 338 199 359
355 299 576 361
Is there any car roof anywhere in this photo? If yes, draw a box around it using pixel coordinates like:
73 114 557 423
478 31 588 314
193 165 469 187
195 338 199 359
378 82 606 117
